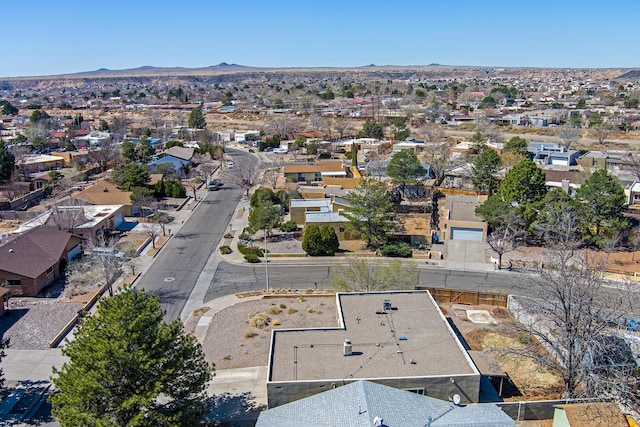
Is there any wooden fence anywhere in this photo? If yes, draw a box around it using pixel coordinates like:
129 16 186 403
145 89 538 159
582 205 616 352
416 287 508 307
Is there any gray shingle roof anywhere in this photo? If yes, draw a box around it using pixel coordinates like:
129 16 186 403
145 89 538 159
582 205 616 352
256 381 515 427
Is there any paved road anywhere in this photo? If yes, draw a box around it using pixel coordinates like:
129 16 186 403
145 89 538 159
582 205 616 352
204 262 519 302
136 149 252 321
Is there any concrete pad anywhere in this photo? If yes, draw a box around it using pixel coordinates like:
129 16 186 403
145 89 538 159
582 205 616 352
466 309 497 324
4 349 66 382
207 366 268 407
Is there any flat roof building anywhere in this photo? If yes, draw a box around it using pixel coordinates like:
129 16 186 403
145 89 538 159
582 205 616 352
266 291 480 408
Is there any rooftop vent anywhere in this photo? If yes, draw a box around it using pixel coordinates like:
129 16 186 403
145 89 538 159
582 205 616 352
343 338 352 356
383 299 392 311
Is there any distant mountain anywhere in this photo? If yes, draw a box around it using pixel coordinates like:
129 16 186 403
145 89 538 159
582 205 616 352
617 70 640 79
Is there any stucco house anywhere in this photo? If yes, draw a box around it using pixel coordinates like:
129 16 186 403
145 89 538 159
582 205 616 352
0 227 82 296
71 180 136 217
283 161 347 184
266 291 482 408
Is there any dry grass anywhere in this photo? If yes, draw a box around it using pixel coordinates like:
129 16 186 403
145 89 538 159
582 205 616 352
248 312 269 329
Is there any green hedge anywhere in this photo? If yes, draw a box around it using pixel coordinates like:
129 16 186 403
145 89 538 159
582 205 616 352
381 241 412 258
237 242 264 257
244 253 260 263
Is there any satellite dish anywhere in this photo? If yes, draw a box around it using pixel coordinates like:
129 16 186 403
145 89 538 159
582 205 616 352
452 394 461 405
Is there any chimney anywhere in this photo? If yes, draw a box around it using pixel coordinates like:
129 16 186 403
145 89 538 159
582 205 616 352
343 339 352 356
561 179 570 193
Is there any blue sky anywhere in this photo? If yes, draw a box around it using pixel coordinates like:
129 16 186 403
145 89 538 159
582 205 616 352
3 0 640 77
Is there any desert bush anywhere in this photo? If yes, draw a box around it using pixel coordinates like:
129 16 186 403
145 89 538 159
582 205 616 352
267 305 282 315
249 312 269 329
279 303 287 309
306 306 315 313
224 232 233 239
272 319 280 326
243 329 256 339
287 308 298 314
219 245 232 255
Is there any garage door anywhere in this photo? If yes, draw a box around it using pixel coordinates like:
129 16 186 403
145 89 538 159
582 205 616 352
450 227 483 241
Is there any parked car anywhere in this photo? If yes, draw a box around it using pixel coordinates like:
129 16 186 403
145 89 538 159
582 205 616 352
273 148 288 154
208 179 223 191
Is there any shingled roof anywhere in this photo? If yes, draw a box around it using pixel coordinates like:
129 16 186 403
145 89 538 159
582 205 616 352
256 380 515 427
0 227 76 278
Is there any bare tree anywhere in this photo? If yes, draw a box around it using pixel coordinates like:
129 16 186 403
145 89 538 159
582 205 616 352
474 117 502 144
330 257 418 292
228 160 258 197
486 211 525 269
148 111 164 135
421 123 446 144
590 124 615 145
150 211 173 236
110 115 131 143
269 114 300 139
557 124 580 149
142 223 161 249
185 171 202 201
511 249 638 406
87 234 129 296
193 153 218 184
263 166 281 190
309 113 322 132
334 117 351 140
87 136 119 172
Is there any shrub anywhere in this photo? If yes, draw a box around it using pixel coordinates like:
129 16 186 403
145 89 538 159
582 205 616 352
279 303 287 309
381 241 412 258
249 312 269 329
280 220 297 232
219 245 232 255
267 305 282 315
244 253 260 263
224 232 233 239
318 152 331 159
239 231 252 241
271 319 280 326
243 329 256 339
238 242 264 257
306 306 315 313
287 308 297 314
302 224 339 256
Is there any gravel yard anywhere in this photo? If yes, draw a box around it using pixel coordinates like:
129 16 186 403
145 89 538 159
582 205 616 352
197 296 338 369
1 299 84 349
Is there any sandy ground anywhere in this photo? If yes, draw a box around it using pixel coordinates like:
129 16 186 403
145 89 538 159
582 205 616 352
190 296 338 370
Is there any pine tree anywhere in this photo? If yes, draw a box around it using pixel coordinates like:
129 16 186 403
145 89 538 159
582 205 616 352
50 287 213 426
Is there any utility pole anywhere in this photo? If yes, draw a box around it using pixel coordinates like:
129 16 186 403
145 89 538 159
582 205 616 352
264 229 269 292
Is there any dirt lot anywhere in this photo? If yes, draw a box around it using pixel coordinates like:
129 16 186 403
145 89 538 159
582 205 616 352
188 295 338 370
440 303 563 401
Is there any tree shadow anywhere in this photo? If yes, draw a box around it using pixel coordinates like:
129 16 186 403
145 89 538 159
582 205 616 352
0 380 52 425
204 391 266 426
0 309 29 337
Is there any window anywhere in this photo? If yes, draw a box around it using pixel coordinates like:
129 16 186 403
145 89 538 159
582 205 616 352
314 172 322 181
7 279 21 286
339 227 345 233
404 388 425 395
46 266 54 275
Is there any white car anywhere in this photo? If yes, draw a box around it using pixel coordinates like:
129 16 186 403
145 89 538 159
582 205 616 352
273 148 288 154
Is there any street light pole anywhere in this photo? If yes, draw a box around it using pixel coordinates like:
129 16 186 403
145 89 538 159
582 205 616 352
264 229 269 293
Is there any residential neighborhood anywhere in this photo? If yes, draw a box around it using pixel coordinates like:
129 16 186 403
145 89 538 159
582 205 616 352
0 62 639 426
